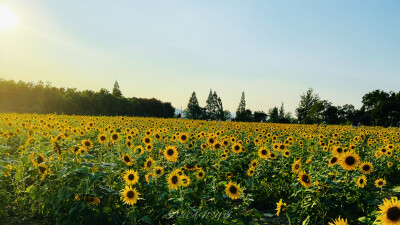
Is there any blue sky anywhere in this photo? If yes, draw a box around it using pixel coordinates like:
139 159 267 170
1 0 399 114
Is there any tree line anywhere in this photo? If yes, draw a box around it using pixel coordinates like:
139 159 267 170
0 79 175 118
185 88 400 127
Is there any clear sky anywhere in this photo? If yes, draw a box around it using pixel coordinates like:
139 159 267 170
1 0 399 114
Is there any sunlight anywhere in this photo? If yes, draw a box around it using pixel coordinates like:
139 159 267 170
0 5 17 30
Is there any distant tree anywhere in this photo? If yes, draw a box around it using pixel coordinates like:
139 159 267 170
268 107 279 123
236 92 247 121
186 92 202 119
254 111 267 122
223 110 232 121
112 81 123 97
296 88 320 124
205 90 215 120
205 90 224 120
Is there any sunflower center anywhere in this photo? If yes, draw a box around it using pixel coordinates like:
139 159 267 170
295 165 299 169
39 166 46 174
100 136 106 141
85 141 90 146
181 135 187 141
387 207 400 221
147 161 152 167
302 175 310 183
331 157 337 164
359 179 364 184
199 172 203 177
234 145 240 151
156 169 161 174
280 145 285 150
124 156 130 162
229 185 238 194
171 176 178 184
345 156 356 165
37 156 44 164
378 181 383 185
128 174 134 180
261 150 267 155
127 190 135 198
362 165 370 171
112 134 118 140
337 148 343 153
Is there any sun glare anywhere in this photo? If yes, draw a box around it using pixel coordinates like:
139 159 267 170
0 5 17 30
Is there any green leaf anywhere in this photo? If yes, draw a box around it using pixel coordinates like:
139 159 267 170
78 153 95 159
140 216 154 225
302 215 310 225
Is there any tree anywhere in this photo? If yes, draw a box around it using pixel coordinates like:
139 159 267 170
268 107 279 123
205 90 224 120
223 110 232 121
186 92 202 119
254 111 267 122
236 92 247 121
112 81 123 97
295 88 320 124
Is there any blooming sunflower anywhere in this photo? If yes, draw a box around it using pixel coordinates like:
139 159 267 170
247 167 255 177
377 197 400 225
121 153 133 166
225 182 241 200
329 156 339 167
298 171 312 188
275 199 286 216
375 178 387 188
164 145 178 162
328 216 348 225
232 143 242 154
181 175 190 187
120 186 139 206
249 159 258 168
340 151 360 171
123 169 139 185
356 175 367 188
145 172 155 182
134 146 144 155
167 171 181 190
179 133 189 143
144 157 155 170
291 160 301 174
154 166 164 176
283 150 291 158
110 133 120 143
359 162 374 174
81 139 93 149
97 133 107 144
258 147 269 159
269 152 277 159
197 169 205 180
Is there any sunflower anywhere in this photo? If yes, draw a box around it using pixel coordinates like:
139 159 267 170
179 133 189 143
231 143 242 154
332 146 344 155
328 216 348 225
283 150 291 158
275 199 286 216
247 167 255 177
123 169 139 185
121 153 133 166
31 153 46 166
269 152 277 159
144 157 155 170
291 160 301 174
164 145 178 162
340 151 360 171
225 172 233 179
375 178 387 188
249 159 258 168
328 156 339 167
356 175 367 188
110 133 120 143
75 194 101 205
120 186 139 206
134 146 144 155
258 147 269 159
81 139 93 149
181 175 190 187
213 142 222 150
145 172 155 182
97 133 107 144
167 171 181 190
38 164 51 180
377 197 400 225
197 169 205 180
298 171 312 188
184 164 196 171
225 182 241 200
359 162 374 174
154 166 164 176
142 136 152 145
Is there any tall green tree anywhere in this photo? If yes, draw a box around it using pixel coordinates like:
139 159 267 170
112 81 123 97
186 92 202 119
295 88 320 124
235 92 246 121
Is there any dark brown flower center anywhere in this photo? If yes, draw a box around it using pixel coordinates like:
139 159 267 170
39 166 46 174
199 172 203 177
362 165 370 171
128 174 134 180
295 165 299 169
147 161 152 167
171 176 178 184
181 135 187 141
229 185 238 194
124 156 130 162
261 150 267 155
345 156 355 166
387 207 400 221
234 145 240 151
127 190 134 198
100 136 106 141
302 175 310 183
331 157 337 164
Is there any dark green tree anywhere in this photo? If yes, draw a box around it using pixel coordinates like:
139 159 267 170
112 81 123 97
235 92 247 121
295 88 320 124
186 92 202 119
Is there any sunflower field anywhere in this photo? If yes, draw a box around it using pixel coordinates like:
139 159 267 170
1 113 400 225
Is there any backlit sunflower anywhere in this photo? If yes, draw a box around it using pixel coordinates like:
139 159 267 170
377 197 400 225
328 216 348 225
120 186 139 206
123 169 139 185
375 178 387 188
164 145 178 162
225 182 241 200
356 175 367 188
298 171 312 188
258 147 269 159
167 171 181 190
340 151 360 171
121 153 133 166
359 162 374 174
